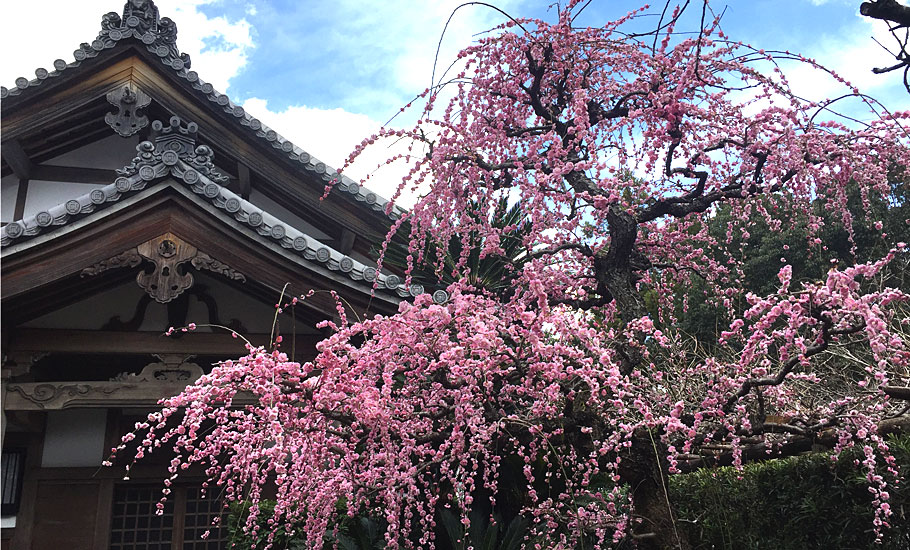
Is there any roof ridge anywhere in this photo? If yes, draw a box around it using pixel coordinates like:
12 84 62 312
1 116 441 304
0 0 407 222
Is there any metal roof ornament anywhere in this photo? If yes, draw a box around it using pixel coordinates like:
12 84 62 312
104 85 152 137
96 0 191 70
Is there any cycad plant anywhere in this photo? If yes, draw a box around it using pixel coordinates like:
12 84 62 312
378 198 531 298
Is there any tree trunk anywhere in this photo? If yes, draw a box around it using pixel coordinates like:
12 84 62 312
618 428 691 550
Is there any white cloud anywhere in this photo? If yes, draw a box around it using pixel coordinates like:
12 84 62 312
0 0 253 94
235 1 526 209
770 15 906 110
241 98 424 207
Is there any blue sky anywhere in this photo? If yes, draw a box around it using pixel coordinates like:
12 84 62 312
1 1 907 202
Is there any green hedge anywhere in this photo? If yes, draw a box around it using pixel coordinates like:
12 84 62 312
226 436 910 549
670 436 910 550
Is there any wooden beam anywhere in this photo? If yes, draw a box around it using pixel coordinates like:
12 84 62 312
6 328 321 356
30 165 116 185
237 161 251 199
13 179 29 220
2 139 33 180
339 228 356 255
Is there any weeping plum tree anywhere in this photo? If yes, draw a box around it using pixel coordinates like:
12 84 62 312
110 2 910 549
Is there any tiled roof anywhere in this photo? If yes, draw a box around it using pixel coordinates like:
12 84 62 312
1 116 439 303
0 0 406 222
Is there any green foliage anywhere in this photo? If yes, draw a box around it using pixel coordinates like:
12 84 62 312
227 500 307 550
226 439 910 549
378 198 530 298
438 508 529 550
669 435 910 550
674 176 909 346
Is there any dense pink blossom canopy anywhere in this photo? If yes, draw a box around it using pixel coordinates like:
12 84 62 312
111 1 910 548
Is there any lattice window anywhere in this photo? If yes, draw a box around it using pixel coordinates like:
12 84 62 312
182 487 227 549
108 484 227 550
1 448 26 515
109 486 174 550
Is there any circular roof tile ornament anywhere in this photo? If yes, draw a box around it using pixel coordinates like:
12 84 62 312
270 224 286 239
249 118 261 131
362 267 377 282
347 183 359 195
35 68 48 80
292 236 308 251
0 87 8 99
248 211 263 227
365 192 377 204
298 152 310 164
74 49 87 61
115 177 132 192
109 29 123 41
183 169 200 184
314 162 326 174
161 150 179 166
139 165 157 181
232 106 244 117
384 274 401 289
15 77 29 90
5 222 23 239
432 290 449 304
126 15 140 26
265 130 278 142
409 284 424 297
171 58 185 71
65 200 82 215
92 39 105 51
216 94 230 106
186 70 198 82
339 257 354 272
224 197 242 213
35 211 53 227
281 141 293 152
315 247 331 263
203 183 220 198
90 189 107 204
156 45 169 57
201 82 214 94
53 59 67 71
141 32 156 45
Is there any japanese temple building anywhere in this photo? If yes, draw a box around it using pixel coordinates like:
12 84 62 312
0 1 434 548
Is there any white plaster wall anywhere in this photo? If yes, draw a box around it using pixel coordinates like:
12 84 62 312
248 189 331 240
23 180 106 218
22 273 318 335
41 409 107 468
1 175 19 222
43 134 141 170
24 281 151 330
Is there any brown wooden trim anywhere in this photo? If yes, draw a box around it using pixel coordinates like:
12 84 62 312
12 179 28 221
170 489 187 550
93 478 115 550
2 140 32 180
31 165 116 185
1 55 137 142
340 228 356 255
8 427 45 550
0 192 398 316
6 328 317 356
237 161 251 199
3 52 395 243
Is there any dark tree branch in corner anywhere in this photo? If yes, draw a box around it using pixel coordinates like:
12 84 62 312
860 1 910 93
861 0 910 27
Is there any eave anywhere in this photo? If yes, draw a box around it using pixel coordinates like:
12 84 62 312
0 22 407 239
